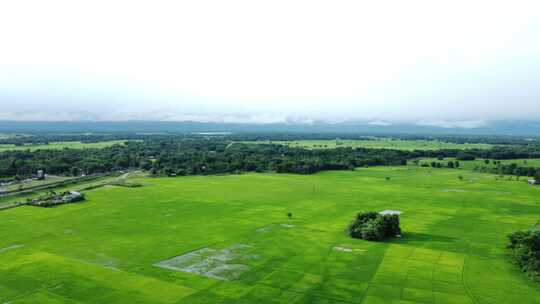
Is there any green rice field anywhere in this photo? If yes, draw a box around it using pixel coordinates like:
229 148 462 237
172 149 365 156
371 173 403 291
1 166 540 303
243 139 494 151
0 140 130 152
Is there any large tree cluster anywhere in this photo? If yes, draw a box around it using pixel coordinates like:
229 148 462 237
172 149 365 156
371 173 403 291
347 211 401 241
508 227 540 283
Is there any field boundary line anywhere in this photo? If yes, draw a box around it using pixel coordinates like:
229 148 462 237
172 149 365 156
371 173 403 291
461 253 476 304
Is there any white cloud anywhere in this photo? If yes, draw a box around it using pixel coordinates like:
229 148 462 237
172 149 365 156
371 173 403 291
0 0 539 121
162 113 289 124
415 120 488 129
369 121 393 127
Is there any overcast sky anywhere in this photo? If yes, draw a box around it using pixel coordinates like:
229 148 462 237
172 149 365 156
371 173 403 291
1 0 539 125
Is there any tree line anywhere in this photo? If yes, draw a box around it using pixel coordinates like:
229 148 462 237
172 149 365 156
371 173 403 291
3 131 539 146
1 137 540 180
474 163 540 180
0 139 410 179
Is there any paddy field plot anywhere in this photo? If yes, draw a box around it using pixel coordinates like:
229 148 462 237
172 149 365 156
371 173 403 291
243 139 494 151
1 167 540 303
0 140 132 152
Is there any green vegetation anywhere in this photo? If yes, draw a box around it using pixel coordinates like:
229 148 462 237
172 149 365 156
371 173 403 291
347 211 401 241
1 167 540 303
27 190 85 207
0 175 72 192
0 139 413 178
0 174 124 209
0 133 28 140
3 135 540 181
4 137 540 180
243 138 494 151
412 157 540 179
508 226 540 283
0 140 129 152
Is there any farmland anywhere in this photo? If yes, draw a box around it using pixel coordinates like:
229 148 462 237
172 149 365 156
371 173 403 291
243 139 494 151
412 158 540 171
0 140 130 152
1 166 539 303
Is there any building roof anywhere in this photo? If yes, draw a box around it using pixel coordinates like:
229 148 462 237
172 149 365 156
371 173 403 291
379 210 402 215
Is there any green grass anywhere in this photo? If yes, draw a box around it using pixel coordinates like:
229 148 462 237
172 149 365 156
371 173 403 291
0 175 124 209
243 139 494 151
1 167 540 303
0 140 131 152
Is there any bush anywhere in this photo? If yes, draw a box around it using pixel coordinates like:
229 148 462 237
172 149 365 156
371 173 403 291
508 229 540 283
348 211 401 241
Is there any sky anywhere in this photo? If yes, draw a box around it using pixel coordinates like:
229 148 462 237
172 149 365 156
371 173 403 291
1 0 540 126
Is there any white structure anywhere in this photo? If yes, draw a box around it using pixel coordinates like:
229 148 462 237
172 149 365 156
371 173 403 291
68 191 82 198
528 179 538 185
61 191 83 203
379 210 402 215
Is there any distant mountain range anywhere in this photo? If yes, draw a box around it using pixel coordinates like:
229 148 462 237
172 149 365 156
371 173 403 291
0 120 539 136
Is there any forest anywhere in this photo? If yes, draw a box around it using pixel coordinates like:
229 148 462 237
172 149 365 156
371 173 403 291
1 136 540 179
0 139 408 178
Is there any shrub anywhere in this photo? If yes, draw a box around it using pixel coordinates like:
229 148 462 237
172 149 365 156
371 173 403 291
508 229 540 283
347 211 401 241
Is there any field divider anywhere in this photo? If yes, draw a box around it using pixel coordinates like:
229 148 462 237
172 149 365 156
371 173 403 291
461 253 477 304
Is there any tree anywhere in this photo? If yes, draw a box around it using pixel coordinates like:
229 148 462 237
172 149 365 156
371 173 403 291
70 167 80 176
508 229 540 283
348 212 401 241
456 152 475 161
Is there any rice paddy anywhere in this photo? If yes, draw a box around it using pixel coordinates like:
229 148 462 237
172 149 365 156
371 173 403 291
0 140 131 152
243 139 494 151
1 166 539 303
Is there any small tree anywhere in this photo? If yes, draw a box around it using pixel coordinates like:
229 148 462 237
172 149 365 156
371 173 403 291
287 212 292 220
535 171 540 182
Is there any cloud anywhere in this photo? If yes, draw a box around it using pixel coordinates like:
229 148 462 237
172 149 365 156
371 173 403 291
415 120 488 129
0 1 540 122
162 113 289 124
368 121 393 126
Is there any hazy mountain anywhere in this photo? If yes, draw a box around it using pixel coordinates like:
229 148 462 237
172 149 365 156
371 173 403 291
0 120 539 136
